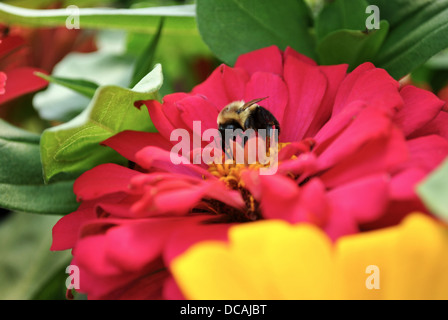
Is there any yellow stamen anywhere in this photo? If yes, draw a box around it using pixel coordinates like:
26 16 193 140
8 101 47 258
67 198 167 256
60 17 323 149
201 141 308 222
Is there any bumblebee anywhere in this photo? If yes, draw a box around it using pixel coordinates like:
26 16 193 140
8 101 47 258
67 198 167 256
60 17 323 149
218 97 280 134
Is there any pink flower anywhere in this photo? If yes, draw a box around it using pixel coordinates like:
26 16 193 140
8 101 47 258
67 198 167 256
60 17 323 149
52 46 448 299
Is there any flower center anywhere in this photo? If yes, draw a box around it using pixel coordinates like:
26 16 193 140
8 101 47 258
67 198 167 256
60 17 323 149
208 142 291 188
200 142 292 222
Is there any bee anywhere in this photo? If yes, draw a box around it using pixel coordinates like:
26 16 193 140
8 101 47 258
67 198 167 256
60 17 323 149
217 97 280 151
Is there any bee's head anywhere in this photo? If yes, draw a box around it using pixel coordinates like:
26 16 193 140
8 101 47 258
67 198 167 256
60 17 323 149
217 98 269 132
217 101 245 125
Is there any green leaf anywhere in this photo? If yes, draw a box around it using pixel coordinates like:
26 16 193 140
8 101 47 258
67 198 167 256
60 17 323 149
40 64 163 183
32 263 70 300
317 20 389 69
196 0 316 65
0 212 72 300
0 120 78 215
35 72 99 99
126 21 214 96
315 0 370 42
417 158 448 223
366 0 432 28
374 0 448 79
130 17 164 88
0 2 195 33
425 49 448 69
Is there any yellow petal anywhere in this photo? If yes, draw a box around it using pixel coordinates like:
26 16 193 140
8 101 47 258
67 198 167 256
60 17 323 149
336 214 448 299
171 214 448 300
171 220 335 300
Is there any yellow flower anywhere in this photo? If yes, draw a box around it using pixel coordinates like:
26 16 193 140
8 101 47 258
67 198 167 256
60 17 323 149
171 214 448 299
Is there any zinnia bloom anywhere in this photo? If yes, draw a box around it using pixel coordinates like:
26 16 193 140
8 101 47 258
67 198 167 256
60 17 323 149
172 213 448 300
51 46 448 299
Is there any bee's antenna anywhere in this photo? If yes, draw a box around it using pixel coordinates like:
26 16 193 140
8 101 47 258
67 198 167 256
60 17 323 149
242 97 269 110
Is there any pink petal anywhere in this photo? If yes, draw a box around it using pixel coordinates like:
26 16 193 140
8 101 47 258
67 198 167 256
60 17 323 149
129 172 203 192
104 269 170 300
284 46 317 66
72 254 165 299
324 211 358 242
0 35 26 57
135 146 212 178
331 62 375 114
176 95 220 133
278 140 316 161
191 65 232 109
0 67 48 105
201 181 245 209
281 54 327 142
410 111 448 141
390 168 426 200
332 63 403 116
102 131 172 164
163 216 233 264
222 66 250 104
324 175 390 240
317 106 393 171
243 173 329 225
161 93 192 132
133 185 211 216
192 64 249 109
0 72 6 95
277 153 318 177
137 100 176 141
327 174 389 224
314 100 367 146
74 163 138 201
244 71 288 126
51 206 97 251
320 127 409 187
131 177 244 217
96 195 142 218
104 219 181 271
394 85 445 137
294 178 329 226
399 135 448 172
235 45 284 76
163 277 185 300
361 200 429 232
304 64 348 137
74 234 122 276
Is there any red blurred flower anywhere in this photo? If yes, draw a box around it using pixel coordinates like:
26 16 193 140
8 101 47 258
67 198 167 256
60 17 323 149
0 25 95 106
51 46 448 299
0 71 6 95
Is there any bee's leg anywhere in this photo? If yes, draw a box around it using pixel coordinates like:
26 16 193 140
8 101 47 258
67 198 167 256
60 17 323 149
219 128 226 151
219 128 234 160
243 115 259 148
257 107 280 136
251 107 280 149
